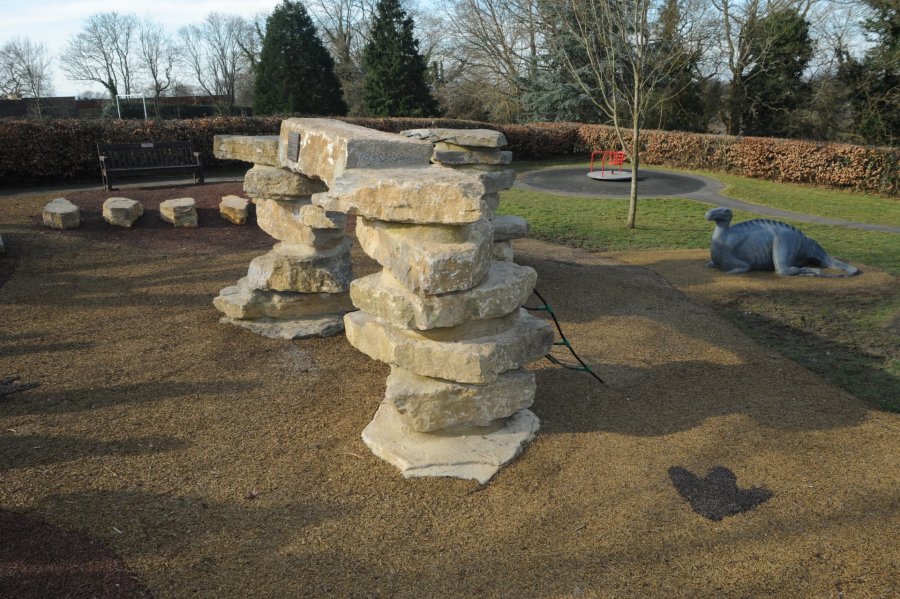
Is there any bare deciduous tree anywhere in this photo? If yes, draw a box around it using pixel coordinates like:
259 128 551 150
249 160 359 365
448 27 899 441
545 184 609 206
138 18 176 116
442 0 543 120
0 37 54 115
60 12 139 98
179 13 253 114
541 0 703 228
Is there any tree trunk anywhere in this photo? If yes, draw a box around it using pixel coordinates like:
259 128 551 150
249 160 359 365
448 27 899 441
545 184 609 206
626 104 640 229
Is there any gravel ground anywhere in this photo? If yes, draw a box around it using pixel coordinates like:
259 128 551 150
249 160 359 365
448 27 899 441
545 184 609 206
1 183 898 598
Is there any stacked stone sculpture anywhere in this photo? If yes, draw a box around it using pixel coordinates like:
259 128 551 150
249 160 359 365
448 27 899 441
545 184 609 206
212 134 354 339
214 120 550 483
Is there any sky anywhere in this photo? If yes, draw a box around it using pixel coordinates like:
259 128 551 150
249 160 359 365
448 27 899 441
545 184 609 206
0 0 283 97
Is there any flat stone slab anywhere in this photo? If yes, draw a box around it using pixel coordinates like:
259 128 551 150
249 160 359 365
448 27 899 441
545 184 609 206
362 401 539 484
213 135 280 166
159 198 197 227
355 217 492 294
219 315 344 340
400 128 507 148
313 165 492 225
349 260 537 330
492 215 529 241
246 240 352 293
280 118 433 186
344 308 554 384
244 165 325 200
102 197 143 227
42 198 80 229
433 142 512 166
219 196 249 225
386 366 536 432
213 277 353 320
254 198 344 247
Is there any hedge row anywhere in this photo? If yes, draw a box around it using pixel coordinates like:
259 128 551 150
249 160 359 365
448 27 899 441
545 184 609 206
0 116 896 195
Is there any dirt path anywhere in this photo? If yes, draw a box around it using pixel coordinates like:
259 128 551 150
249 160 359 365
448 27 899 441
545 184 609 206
1 186 898 598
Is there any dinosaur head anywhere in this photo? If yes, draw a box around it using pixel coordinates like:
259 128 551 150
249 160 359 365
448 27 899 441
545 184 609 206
705 207 733 225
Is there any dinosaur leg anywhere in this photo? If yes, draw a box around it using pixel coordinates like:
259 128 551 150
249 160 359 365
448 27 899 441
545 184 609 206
773 235 820 276
725 263 752 275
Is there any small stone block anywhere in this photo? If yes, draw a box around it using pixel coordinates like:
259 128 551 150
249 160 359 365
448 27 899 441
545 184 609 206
492 215 529 241
246 240 352 293
343 308 554 384
220 196 249 225
102 197 143 227
159 198 198 227
386 367 536 432
244 165 326 200
362 401 539 484
355 217 493 294
493 240 514 262
42 198 80 229
349 260 537 330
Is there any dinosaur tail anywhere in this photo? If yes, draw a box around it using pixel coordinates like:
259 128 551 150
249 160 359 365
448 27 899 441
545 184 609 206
819 256 861 277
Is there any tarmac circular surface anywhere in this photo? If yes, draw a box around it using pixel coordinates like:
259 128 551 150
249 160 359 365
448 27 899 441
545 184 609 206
518 166 707 197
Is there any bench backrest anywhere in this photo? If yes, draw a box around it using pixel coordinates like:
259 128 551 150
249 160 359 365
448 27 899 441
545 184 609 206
98 142 198 169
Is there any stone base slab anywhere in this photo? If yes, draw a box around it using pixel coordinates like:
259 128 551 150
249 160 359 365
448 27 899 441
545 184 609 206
361 401 539 484
219 315 344 339
213 277 353 319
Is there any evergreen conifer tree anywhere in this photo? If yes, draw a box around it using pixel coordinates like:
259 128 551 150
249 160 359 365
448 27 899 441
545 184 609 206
361 0 438 117
254 0 347 116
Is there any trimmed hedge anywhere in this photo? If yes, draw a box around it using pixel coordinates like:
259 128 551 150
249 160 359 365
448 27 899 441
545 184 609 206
0 116 896 195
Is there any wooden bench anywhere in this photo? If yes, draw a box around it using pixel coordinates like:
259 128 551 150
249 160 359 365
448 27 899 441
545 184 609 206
98 142 204 191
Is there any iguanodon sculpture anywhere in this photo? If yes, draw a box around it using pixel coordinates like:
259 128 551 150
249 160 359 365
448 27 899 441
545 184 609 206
705 207 860 277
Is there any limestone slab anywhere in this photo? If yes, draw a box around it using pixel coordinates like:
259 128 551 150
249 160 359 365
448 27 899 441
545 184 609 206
433 143 513 166
386 367 536 432
247 240 352 293
362 401 539 484
300 205 345 229
42 198 80 229
349 261 537 330
213 135 280 166
493 241 514 262
102 197 143 227
399 128 507 149
477 169 517 194
213 277 353 319
279 118 433 186
312 165 491 225
159 198 197 227
244 165 325 200
254 198 344 247
344 308 554 384
219 195 249 225
220 315 344 340
492 215 529 241
355 217 492 294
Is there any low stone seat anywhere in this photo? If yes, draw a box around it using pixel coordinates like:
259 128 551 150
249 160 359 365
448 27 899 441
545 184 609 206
42 198 80 229
102 197 143 227
159 198 198 228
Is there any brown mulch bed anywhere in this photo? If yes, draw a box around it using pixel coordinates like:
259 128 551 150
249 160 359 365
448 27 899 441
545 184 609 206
1 184 898 598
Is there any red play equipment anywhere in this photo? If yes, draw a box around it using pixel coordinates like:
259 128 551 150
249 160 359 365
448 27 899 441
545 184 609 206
589 150 626 177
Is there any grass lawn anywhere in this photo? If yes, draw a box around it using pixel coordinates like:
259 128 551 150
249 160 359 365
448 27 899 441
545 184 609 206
500 174 899 412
